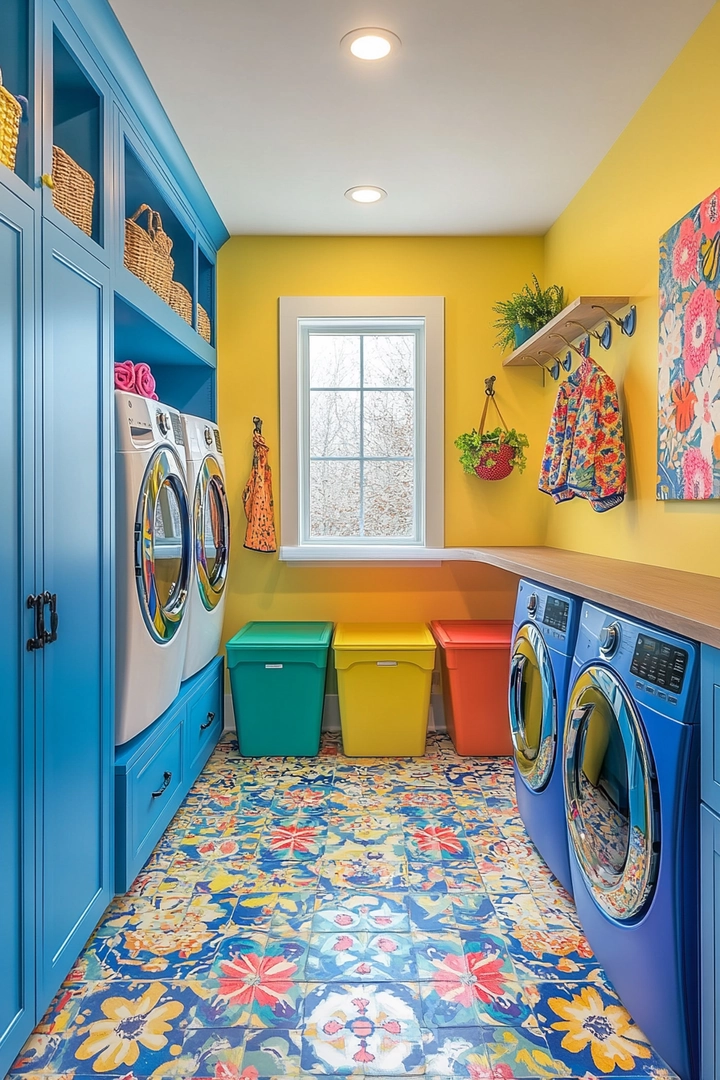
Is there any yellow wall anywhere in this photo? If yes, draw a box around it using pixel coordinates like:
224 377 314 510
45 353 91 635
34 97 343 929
543 3 720 575
218 236 547 631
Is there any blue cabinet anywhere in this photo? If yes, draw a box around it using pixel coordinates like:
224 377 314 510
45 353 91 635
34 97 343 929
0 181 37 1077
702 645 720 1080
115 657 224 894
37 222 113 1011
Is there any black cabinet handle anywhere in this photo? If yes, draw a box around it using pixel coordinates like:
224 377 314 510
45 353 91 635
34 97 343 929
200 712 215 731
151 771 172 798
43 592 58 645
26 594 45 651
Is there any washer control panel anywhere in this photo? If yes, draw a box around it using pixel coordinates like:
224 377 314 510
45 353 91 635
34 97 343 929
543 596 569 633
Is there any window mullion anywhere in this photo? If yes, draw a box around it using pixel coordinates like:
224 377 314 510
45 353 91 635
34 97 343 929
359 335 365 538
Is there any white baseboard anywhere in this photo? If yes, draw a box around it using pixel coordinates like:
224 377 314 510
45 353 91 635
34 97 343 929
224 691 446 737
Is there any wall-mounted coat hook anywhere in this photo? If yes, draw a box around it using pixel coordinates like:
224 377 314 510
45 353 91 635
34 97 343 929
538 352 561 380
557 335 587 360
253 416 263 434
567 319 612 351
484 375 497 396
592 304 637 337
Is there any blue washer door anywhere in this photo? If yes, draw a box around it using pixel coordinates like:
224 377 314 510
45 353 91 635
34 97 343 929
136 446 191 643
193 454 229 611
564 664 659 922
509 622 557 792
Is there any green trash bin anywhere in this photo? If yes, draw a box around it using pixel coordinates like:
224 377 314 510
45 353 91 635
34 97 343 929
226 621 333 756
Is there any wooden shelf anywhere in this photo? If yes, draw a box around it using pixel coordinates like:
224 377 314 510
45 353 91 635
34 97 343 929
502 295 630 367
444 546 720 649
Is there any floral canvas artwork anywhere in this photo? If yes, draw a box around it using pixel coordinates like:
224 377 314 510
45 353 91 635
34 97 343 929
658 186 720 499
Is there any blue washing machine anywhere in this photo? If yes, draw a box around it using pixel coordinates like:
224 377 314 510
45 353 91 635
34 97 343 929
564 602 699 1080
509 579 580 895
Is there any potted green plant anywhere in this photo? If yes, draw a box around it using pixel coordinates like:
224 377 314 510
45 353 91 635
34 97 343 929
455 426 529 480
493 275 565 351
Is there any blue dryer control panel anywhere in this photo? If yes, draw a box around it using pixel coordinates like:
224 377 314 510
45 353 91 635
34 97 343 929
513 578 579 653
574 602 699 723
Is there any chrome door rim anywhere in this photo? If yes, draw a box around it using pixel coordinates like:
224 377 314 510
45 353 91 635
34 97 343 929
564 664 658 922
509 622 557 792
136 446 191 643
194 456 229 611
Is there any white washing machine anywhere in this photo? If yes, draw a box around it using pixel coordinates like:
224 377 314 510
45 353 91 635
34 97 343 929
181 412 230 682
115 391 192 746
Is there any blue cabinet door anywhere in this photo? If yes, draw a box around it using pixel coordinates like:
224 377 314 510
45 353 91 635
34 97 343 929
702 803 720 1080
37 220 113 1012
0 182 37 1079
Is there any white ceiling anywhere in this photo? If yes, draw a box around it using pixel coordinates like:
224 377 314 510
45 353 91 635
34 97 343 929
109 0 714 236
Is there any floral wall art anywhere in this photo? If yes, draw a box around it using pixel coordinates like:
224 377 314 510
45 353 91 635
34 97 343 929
658 186 720 499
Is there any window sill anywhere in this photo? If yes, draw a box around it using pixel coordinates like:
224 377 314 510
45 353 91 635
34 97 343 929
278 545 447 566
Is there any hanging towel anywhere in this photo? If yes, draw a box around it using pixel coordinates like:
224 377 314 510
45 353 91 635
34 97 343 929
539 356 626 512
114 360 136 392
242 430 277 552
134 362 159 401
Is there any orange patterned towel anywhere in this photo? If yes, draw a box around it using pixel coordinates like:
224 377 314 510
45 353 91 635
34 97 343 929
242 430 277 552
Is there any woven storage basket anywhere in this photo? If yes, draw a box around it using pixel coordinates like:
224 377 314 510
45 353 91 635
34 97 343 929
168 280 192 325
124 204 174 302
198 303 211 343
52 145 95 236
0 70 22 172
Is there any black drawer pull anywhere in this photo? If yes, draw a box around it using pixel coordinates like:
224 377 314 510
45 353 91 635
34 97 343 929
151 771 172 798
200 711 215 731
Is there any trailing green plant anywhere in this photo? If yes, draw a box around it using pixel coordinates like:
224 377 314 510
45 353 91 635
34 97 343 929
454 426 530 474
493 275 565 351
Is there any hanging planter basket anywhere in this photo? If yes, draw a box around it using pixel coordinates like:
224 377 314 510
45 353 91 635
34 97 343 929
455 376 529 482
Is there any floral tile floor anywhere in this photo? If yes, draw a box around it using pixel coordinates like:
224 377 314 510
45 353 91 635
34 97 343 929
9 732 675 1080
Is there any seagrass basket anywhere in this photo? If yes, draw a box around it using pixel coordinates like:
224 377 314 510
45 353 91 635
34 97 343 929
0 70 23 172
168 280 192 324
52 145 95 236
124 204 174 302
198 303 211 343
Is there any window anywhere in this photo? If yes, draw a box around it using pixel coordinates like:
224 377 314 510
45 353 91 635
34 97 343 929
279 297 444 560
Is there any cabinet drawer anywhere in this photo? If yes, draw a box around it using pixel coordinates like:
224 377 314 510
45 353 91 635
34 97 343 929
701 646 720 814
185 659 224 778
131 720 183 855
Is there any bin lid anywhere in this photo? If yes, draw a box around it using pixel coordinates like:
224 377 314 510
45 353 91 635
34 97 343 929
227 621 333 650
333 622 436 651
431 620 513 650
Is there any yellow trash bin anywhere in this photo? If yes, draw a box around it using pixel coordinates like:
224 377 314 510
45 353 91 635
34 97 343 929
333 623 437 756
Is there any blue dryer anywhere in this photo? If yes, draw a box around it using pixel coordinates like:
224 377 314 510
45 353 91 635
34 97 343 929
509 579 580 895
564 602 699 1080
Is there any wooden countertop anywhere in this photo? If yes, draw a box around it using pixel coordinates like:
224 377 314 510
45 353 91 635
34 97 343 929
444 546 720 649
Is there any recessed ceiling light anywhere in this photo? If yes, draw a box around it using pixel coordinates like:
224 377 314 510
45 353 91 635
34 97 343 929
345 186 388 204
340 27 401 61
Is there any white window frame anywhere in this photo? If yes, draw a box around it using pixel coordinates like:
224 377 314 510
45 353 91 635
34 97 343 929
279 296 445 563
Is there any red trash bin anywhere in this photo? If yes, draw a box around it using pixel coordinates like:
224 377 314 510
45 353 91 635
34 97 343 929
431 620 514 755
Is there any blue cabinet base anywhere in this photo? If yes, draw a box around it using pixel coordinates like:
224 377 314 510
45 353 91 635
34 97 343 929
115 656 224 894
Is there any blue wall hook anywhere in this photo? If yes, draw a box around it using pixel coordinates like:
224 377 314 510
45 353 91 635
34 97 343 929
600 321 613 349
562 351 573 372
622 305 637 336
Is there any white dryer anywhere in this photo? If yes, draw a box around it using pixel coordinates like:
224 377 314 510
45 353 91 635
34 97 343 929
115 391 192 745
181 413 230 682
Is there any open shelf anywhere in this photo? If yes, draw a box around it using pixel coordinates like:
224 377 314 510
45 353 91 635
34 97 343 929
0 0 32 188
502 295 630 367
114 293 216 419
52 30 102 242
114 278 215 368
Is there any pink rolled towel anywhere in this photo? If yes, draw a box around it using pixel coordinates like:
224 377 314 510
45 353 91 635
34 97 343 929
134 362 157 400
114 360 136 392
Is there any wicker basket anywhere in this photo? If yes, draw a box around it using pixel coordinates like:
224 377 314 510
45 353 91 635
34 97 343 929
168 280 192 325
198 303 212 343
124 204 174 302
0 70 22 172
52 145 95 236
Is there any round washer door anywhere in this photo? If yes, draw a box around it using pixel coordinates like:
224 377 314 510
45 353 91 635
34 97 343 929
564 664 659 921
136 446 191 643
194 455 230 611
509 623 557 792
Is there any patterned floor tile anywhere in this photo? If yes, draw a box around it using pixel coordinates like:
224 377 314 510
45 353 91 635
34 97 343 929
14 733 678 1080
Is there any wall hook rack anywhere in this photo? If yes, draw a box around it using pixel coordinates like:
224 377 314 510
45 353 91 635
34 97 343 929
592 303 637 337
